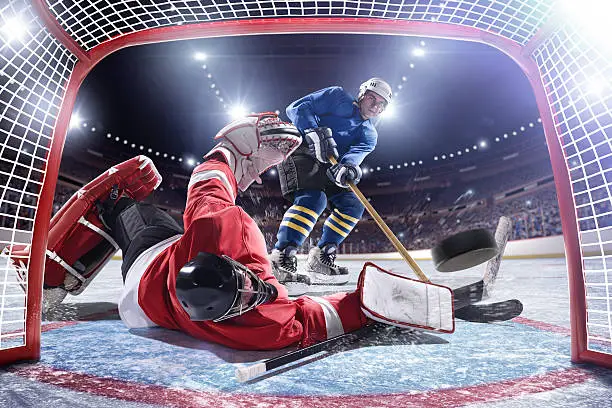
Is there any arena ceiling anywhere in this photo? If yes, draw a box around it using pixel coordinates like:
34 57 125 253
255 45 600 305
69 33 544 171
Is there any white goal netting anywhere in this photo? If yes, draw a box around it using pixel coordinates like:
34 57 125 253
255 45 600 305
0 0 610 365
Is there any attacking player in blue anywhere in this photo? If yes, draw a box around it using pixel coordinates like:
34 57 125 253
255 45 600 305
271 78 393 295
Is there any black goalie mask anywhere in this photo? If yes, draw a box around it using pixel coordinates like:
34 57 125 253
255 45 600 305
175 252 278 322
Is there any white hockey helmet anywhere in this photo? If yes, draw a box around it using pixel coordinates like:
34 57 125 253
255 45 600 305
358 77 393 105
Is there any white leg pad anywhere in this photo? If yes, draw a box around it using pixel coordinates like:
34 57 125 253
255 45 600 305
358 262 454 333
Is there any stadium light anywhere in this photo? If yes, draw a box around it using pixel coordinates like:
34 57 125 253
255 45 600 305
2 17 27 42
269 168 277 176
412 48 425 57
229 105 248 120
381 103 395 118
186 158 196 166
479 140 487 148
194 52 207 61
560 0 612 50
69 113 81 129
587 77 608 95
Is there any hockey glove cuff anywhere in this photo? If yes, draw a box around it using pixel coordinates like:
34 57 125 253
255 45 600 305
327 162 362 188
304 127 338 163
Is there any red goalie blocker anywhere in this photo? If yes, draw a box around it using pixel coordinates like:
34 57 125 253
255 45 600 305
3 155 161 299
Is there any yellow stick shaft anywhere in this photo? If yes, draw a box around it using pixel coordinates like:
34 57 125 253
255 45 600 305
329 156 430 282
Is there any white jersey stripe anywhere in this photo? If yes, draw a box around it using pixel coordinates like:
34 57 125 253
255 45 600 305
308 296 344 339
188 169 235 202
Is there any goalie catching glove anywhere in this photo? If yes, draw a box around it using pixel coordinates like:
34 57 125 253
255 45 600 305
304 127 338 163
327 162 362 188
205 112 302 191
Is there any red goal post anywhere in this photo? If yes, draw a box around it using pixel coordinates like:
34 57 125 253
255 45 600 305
0 0 610 368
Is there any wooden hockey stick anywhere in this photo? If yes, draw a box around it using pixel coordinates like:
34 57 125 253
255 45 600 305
329 156 430 282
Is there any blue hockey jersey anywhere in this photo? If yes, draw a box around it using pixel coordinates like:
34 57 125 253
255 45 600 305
285 86 378 166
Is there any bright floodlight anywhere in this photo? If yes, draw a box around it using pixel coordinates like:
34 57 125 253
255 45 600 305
229 105 248 120
560 0 612 50
412 48 425 57
479 140 488 148
69 114 81 129
2 17 28 42
381 103 395 118
194 52 207 61
187 158 196 166
587 77 607 95
269 168 277 176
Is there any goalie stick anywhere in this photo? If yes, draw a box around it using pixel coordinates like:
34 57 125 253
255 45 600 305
452 216 512 310
455 299 523 323
235 323 380 382
235 217 516 382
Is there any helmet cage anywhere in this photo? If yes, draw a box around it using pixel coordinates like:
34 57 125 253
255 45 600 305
213 255 273 322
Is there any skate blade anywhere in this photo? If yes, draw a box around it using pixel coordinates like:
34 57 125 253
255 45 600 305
283 281 310 296
308 273 349 286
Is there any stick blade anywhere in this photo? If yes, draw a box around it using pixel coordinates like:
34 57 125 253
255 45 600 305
453 279 484 310
455 299 523 323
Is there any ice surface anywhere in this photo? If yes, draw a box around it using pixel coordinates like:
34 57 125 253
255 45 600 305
1 257 610 408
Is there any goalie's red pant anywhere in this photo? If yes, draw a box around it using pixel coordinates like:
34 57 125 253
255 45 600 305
134 159 368 350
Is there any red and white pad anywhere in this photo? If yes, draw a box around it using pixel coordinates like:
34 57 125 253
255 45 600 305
358 262 455 333
3 156 162 309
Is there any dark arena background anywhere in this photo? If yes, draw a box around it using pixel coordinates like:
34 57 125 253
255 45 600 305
1 1 611 407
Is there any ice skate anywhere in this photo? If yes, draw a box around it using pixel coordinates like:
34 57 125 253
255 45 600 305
305 243 349 285
270 246 311 296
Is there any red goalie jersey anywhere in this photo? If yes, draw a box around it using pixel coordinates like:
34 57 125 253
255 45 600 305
135 158 368 350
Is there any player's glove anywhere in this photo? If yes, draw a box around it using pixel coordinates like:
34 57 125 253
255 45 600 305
327 162 362 188
304 127 338 163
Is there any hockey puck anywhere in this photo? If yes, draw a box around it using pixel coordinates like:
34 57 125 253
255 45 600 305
431 229 498 272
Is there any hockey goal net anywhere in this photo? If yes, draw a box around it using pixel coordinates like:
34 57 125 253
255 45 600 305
0 0 610 368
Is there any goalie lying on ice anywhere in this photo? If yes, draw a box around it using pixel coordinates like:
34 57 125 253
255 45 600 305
4 112 453 350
